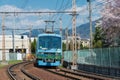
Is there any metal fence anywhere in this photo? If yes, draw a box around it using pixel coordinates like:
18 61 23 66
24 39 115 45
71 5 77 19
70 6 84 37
0 53 26 61
64 47 120 68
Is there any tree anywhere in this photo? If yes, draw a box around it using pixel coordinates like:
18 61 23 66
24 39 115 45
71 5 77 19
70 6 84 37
62 43 66 51
101 0 120 47
31 38 36 54
93 24 103 48
80 43 84 49
69 39 73 50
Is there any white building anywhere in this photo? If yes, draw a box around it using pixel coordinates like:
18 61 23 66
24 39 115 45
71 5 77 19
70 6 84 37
0 35 30 53
81 38 90 47
62 36 90 48
62 36 81 43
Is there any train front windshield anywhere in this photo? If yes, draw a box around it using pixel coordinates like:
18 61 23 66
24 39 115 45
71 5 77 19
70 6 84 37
39 36 61 50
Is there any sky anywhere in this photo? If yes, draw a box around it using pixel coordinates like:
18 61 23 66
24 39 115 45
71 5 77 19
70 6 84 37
0 0 104 34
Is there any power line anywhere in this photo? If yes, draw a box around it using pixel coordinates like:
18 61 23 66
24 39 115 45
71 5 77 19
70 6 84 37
53 0 72 30
21 0 29 9
52 0 71 21
58 0 64 10
55 0 59 10
52 0 71 22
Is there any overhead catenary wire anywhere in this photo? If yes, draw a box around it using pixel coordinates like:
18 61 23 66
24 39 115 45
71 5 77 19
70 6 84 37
1 0 115 35
52 0 71 25
51 1 71 24
21 0 29 9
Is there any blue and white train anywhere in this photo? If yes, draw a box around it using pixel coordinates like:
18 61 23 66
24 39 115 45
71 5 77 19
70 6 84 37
34 33 62 67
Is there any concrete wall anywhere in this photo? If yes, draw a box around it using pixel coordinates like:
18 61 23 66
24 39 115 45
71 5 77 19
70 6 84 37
0 52 24 61
0 35 29 53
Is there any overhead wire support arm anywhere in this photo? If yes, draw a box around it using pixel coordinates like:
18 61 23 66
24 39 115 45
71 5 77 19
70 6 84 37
5 28 31 30
5 28 45 33
0 11 78 14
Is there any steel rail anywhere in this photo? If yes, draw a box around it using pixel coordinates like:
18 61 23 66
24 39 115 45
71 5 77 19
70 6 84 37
45 68 81 80
46 67 113 80
7 61 40 80
74 69 120 80
7 64 17 80
21 62 40 80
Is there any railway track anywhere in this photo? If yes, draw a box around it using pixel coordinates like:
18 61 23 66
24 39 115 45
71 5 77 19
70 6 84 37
7 61 40 80
45 67 113 80
45 68 90 80
74 69 120 80
7 61 115 80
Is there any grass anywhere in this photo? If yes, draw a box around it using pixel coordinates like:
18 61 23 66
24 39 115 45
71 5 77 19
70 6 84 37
8 60 22 64
0 65 5 69
0 60 22 69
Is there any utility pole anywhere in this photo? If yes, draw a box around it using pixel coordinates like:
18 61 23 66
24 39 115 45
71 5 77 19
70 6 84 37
87 0 95 64
2 15 6 62
12 14 16 53
1 15 8 65
78 34 80 50
65 27 69 51
87 0 93 49
65 27 70 69
71 0 78 69
26 26 32 60
59 18 62 36
12 29 15 53
28 26 32 54
59 18 64 66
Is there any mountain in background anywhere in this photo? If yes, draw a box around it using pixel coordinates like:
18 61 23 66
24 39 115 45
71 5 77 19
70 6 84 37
22 20 98 39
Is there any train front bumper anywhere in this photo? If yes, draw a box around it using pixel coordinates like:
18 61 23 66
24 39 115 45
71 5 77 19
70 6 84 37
38 60 60 66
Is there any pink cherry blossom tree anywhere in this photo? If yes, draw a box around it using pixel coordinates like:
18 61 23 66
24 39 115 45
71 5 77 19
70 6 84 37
101 0 120 46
